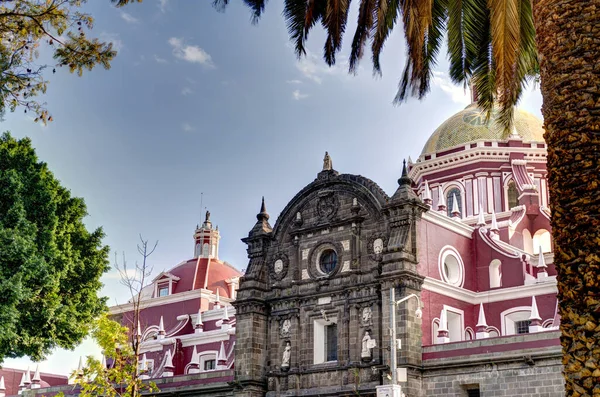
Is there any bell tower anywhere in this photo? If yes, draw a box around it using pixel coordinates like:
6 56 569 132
193 210 221 259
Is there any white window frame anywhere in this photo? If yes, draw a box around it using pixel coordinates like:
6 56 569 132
313 317 338 364
438 246 465 287
489 259 502 288
443 305 465 342
199 351 218 371
500 306 532 335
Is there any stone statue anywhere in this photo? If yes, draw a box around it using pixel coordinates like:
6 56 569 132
361 331 373 361
205 210 210 221
281 341 291 370
323 151 332 171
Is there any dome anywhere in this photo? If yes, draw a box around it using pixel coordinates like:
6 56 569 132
421 104 545 155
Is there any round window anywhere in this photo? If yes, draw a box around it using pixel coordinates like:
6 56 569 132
443 254 461 285
438 246 464 287
319 250 338 274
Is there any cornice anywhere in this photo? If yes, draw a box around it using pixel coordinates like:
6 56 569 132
422 276 557 304
421 211 474 238
109 289 233 315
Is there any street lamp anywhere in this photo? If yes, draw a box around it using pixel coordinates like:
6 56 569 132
389 288 422 387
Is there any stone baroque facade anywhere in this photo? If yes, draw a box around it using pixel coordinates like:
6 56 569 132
17 101 565 397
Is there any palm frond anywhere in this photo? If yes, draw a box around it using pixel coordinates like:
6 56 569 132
212 0 230 12
495 0 538 132
488 0 520 129
323 0 352 66
284 0 310 57
471 11 495 118
349 0 377 74
401 0 434 86
395 0 445 103
372 0 401 75
243 0 269 24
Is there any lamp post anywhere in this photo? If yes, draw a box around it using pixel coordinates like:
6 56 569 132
389 288 422 387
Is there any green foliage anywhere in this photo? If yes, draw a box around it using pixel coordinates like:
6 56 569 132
0 132 110 363
0 1 122 122
72 315 158 397
214 0 539 133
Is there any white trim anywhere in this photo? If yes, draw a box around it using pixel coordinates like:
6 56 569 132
422 276 557 304
500 306 531 336
443 305 465 342
438 246 465 287
486 326 500 337
422 211 474 238
464 327 475 341
431 318 440 344
198 351 218 371
313 317 338 364
443 183 465 217
110 289 234 315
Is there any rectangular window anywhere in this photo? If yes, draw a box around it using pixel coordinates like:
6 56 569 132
325 323 338 362
466 388 481 397
158 286 169 297
204 359 216 370
515 320 530 334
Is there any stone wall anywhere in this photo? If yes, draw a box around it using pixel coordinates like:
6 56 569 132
421 331 564 396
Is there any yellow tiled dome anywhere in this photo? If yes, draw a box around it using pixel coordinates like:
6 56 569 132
421 104 545 155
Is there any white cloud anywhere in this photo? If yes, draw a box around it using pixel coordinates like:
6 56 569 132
181 87 193 96
432 71 470 105
159 0 169 12
120 12 139 24
292 89 309 100
99 32 123 52
168 37 214 68
182 122 194 132
295 51 347 84
286 79 302 84
154 54 168 64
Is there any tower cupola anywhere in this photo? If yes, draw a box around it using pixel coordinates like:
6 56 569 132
193 210 221 259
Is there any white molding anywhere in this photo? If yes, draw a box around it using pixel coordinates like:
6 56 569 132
443 305 465 342
422 211 474 238
109 289 234 315
423 276 557 304
438 246 465 288
500 306 531 335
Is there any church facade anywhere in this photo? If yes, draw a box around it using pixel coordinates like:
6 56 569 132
234 102 563 397
15 101 564 397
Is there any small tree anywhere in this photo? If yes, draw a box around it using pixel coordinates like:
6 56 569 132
0 0 136 122
73 315 158 397
73 236 158 397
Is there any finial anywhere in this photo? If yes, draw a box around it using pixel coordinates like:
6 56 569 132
538 246 547 269
529 296 541 321
398 159 412 186
164 349 174 369
422 180 432 205
0 376 5 391
32 365 40 383
476 303 488 328
476 205 486 227
257 196 269 221
451 193 461 218
24 367 31 385
158 316 165 336
205 210 210 222
217 341 227 366
437 187 447 211
490 210 499 232
323 151 332 171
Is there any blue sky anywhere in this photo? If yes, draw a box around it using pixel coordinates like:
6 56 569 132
2 0 543 375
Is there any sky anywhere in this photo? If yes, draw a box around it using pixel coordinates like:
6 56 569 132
2 0 543 376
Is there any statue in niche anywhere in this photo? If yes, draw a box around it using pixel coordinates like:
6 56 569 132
280 319 291 338
281 341 291 371
361 307 372 326
361 331 376 361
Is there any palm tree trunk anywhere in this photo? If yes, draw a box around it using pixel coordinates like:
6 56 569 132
532 1 600 395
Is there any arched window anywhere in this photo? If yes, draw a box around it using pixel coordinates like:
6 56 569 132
319 250 338 274
446 188 462 217
533 229 552 253
202 243 209 257
489 259 502 288
507 181 519 209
